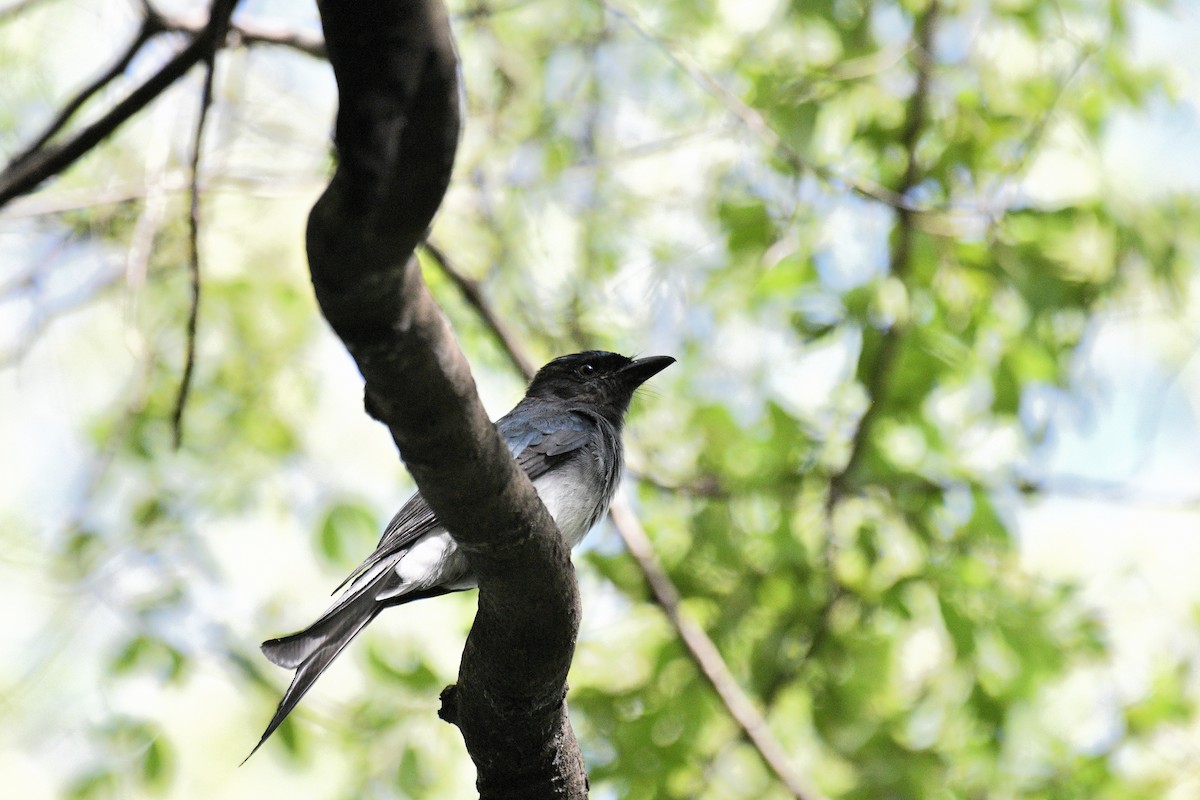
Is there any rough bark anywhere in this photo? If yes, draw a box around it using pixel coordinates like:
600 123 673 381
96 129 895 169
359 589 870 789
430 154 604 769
307 0 588 796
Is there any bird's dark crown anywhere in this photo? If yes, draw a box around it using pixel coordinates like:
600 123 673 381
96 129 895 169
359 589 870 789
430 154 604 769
524 350 672 420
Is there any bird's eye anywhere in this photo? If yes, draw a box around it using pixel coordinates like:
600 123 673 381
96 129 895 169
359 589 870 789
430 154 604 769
577 364 596 378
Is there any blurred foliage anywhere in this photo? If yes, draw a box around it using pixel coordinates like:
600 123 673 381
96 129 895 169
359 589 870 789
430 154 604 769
1 0 1199 798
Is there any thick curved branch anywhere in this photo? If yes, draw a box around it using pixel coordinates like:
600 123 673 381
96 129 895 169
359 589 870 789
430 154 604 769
307 1 586 796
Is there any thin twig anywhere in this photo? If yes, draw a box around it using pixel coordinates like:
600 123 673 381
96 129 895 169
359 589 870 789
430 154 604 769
0 172 326 218
158 11 326 59
609 499 826 800
633 470 728 499
981 43 1097 226
1020 476 1200 512
420 241 538 379
122 101 175 316
569 124 732 170
0 0 241 210
4 14 163 175
157 0 553 60
425 244 819 799
171 6 229 449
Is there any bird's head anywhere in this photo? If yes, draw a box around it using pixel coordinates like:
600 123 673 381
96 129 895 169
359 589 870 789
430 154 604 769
525 351 674 420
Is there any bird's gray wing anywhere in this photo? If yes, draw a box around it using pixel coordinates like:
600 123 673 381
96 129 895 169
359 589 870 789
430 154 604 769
328 492 439 595
332 410 595 594
511 424 593 481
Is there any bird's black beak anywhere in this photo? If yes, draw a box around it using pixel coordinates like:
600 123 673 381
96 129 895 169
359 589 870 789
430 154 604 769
618 355 675 387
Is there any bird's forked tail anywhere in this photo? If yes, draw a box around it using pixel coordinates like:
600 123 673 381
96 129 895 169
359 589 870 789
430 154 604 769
244 578 387 763
245 572 456 763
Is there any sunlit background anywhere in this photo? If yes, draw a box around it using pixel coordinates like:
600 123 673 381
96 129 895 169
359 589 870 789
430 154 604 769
2 0 1199 797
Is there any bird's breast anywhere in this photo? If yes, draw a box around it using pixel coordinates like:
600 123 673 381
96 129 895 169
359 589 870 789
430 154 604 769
532 461 610 548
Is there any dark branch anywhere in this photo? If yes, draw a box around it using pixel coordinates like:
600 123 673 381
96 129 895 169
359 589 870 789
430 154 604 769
158 10 327 59
307 0 586 795
421 241 538 380
0 0 240 210
4 14 163 175
171 13 227 450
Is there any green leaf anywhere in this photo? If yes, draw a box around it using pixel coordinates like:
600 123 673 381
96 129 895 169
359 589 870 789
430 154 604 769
717 198 775 257
67 770 117 800
110 636 187 683
1125 667 1194 735
755 253 817 296
366 643 443 692
141 737 172 793
317 501 379 567
938 595 975 657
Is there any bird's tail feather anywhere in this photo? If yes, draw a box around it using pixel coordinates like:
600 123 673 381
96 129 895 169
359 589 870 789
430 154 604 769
245 595 382 763
245 579 458 763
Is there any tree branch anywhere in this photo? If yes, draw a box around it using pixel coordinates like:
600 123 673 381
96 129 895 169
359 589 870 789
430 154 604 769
4 14 163 174
0 0 240 210
609 499 827 800
307 0 586 795
171 12 226 449
1019 475 1200 512
421 241 538 380
158 10 327 59
828 0 940 504
155 1 564 61
423 244 819 799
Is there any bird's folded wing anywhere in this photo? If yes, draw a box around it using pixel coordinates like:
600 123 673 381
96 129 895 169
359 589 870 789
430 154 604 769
330 494 439 594
501 406 596 477
332 409 596 594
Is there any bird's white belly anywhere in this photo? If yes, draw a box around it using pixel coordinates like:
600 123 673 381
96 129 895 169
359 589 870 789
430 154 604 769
533 469 598 548
395 530 456 586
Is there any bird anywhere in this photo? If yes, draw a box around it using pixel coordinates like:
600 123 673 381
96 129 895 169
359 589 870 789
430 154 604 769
247 350 674 759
